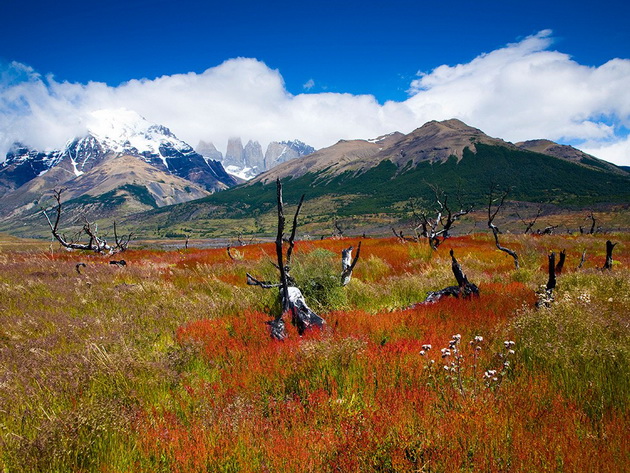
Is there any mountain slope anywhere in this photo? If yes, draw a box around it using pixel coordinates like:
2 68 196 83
0 154 211 228
116 119 630 238
254 119 515 183
0 109 236 194
515 139 626 175
0 109 237 234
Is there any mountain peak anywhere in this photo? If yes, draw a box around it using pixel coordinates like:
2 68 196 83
413 118 485 137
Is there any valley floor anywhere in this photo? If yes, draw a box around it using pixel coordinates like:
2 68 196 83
0 233 628 472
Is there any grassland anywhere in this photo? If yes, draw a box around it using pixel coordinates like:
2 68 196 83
0 232 628 472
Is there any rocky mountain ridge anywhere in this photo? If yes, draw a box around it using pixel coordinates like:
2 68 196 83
196 138 315 180
253 119 625 183
0 109 236 222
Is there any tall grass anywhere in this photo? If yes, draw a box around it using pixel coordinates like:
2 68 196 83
0 234 627 471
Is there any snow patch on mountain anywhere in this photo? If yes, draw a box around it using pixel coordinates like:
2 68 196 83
85 109 193 168
1 108 237 195
225 165 258 181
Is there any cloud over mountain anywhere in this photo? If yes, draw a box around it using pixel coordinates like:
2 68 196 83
1 30 629 165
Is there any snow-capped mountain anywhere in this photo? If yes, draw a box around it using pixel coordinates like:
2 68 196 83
0 109 240 228
0 109 236 195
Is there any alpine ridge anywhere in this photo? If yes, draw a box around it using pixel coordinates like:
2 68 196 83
0 109 236 224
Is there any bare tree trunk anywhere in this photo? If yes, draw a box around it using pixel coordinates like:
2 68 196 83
555 249 566 274
577 250 587 269
412 250 479 305
536 252 556 308
487 186 519 269
586 212 597 234
341 242 361 286
248 179 324 340
602 240 617 270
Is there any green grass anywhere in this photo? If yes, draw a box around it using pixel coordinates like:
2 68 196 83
0 234 628 471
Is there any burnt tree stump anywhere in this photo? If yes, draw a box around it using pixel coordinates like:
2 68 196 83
412 249 479 306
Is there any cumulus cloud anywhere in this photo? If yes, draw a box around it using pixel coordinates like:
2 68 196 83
1 30 629 166
406 30 630 161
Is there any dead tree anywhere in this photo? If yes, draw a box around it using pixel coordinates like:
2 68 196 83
332 218 344 238
227 245 237 261
341 242 361 286
487 186 519 269
538 225 558 235
586 212 597 234
577 250 587 269
42 189 132 254
515 205 543 234
247 180 324 340
602 240 617 270
391 227 417 243
536 252 556 308
411 249 479 306
409 187 473 250
555 249 566 274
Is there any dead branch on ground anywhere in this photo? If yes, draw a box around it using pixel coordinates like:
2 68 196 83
42 189 132 254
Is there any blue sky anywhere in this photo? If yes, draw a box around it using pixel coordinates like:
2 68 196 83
1 0 629 165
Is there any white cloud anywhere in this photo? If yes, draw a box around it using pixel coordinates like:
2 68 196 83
581 136 630 168
1 30 629 166
303 79 315 90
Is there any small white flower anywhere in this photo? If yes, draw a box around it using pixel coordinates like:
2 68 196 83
422 344 432 351
420 350 426 356
508 349 515 355
474 335 483 343
453 334 461 341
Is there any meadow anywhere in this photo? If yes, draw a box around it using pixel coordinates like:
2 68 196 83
0 232 628 472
